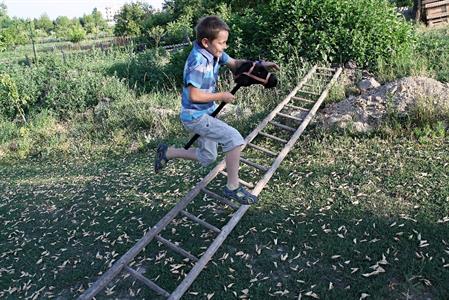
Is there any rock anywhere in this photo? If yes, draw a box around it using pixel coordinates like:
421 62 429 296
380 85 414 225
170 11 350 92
362 70 374 78
330 114 353 125
318 76 449 133
94 97 111 118
353 122 370 132
9 142 18 152
345 60 357 69
129 140 139 152
374 96 383 103
357 77 381 91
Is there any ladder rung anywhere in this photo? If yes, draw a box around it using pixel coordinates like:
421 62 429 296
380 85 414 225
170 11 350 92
298 90 320 96
124 266 170 297
202 188 240 209
269 120 296 132
317 66 336 72
276 112 303 122
285 103 311 112
155 235 199 262
291 96 315 103
240 157 270 172
180 210 221 233
247 143 278 157
315 72 333 77
258 131 288 144
219 170 255 189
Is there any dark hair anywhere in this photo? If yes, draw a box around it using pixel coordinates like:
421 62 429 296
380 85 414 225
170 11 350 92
195 16 229 42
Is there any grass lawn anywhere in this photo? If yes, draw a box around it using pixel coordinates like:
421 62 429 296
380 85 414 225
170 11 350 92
1 130 448 299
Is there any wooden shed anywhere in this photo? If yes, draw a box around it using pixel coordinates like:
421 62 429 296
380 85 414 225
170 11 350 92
422 0 449 26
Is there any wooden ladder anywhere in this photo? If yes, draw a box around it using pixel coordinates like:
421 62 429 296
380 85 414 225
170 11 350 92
78 65 343 300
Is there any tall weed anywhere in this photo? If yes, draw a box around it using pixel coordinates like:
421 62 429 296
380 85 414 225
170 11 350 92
415 27 449 82
412 95 449 127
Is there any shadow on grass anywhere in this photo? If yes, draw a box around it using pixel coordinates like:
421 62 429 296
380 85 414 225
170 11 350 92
1 134 448 299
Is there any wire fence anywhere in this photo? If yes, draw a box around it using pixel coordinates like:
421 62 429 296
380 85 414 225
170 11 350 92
0 38 191 65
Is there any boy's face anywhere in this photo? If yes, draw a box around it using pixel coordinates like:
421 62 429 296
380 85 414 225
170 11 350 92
201 30 229 59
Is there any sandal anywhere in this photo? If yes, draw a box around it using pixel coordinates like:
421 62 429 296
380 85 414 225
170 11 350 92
223 186 258 205
154 143 169 173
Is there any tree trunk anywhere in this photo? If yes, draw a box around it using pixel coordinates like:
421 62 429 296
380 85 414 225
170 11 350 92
413 0 422 22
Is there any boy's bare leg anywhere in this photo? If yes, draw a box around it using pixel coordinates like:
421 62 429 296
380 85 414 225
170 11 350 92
166 146 197 161
225 146 241 190
166 145 243 191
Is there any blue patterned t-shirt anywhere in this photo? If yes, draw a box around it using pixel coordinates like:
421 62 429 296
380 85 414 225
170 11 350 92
180 41 230 122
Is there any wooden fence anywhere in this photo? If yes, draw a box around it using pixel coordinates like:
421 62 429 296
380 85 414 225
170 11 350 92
422 0 449 26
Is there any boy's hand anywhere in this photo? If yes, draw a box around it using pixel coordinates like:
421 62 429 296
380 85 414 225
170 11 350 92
220 92 235 103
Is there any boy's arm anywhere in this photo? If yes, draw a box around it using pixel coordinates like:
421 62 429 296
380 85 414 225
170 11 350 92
189 86 235 103
226 58 246 74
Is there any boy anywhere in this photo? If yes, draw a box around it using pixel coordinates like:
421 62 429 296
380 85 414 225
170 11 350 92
154 16 279 205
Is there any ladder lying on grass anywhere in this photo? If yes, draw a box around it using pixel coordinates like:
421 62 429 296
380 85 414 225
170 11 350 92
79 65 342 300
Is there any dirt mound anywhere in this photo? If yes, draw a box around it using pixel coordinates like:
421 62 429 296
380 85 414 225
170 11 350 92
318 76 449 132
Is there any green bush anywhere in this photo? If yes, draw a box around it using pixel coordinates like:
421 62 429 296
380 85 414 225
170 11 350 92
0 52 136 120
106 95 173 134
163 11 193 45
5 58 102 118
109 47 190 92
68 24 86 43
163 47 191 89
229 0 415 68
228 9 272 59
413 122 446 144
374 25 449 83
415 28 449 82
0 73 20 119
0 115 17 143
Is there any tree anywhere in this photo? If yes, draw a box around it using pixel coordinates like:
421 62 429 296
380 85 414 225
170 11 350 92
0 19 27 51
54 16 71 38
0 74 27 123
164 9 193 44
81 8 107 36
143 10 172 28
0 3 9 51
162 0 203 21
92 8 108 31
147 25 165 48
413 0 422 22
114 2 151 36
27 19 38 63
0 28 13 51
35 14 53 34
0 2 11 29
0 2 6 17
68 23 86 43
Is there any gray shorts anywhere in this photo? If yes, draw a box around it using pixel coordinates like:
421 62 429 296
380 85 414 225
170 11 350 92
182 114 245 166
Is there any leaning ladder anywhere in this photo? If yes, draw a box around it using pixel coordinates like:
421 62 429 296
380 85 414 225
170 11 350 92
79 65 343 299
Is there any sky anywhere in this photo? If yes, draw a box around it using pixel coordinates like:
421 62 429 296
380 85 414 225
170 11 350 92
3 0 165 20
